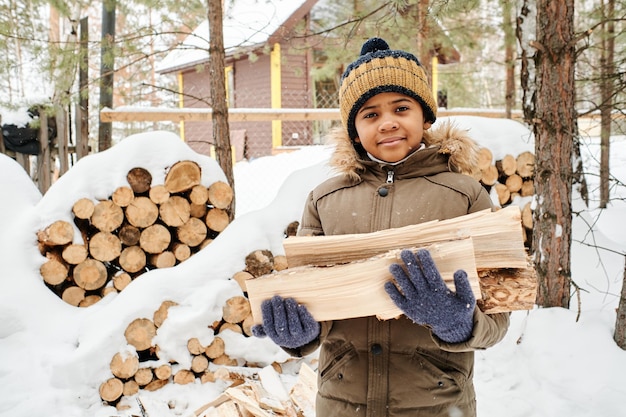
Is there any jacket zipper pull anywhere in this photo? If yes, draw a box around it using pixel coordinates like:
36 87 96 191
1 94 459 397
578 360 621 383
386 170 395 184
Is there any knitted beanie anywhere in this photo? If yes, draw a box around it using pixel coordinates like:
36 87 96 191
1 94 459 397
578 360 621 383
339 37 438 140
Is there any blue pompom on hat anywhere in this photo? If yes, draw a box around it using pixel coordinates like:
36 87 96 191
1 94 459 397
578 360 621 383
339 37 438 140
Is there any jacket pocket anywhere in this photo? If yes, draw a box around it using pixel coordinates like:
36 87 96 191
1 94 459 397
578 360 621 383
319 342 357 383
388 350 464 409
414 348 469 390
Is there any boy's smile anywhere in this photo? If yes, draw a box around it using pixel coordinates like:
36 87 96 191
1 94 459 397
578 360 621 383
354 92 431 163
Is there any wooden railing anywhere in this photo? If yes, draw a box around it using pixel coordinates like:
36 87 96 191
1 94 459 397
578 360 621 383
100 107 525 122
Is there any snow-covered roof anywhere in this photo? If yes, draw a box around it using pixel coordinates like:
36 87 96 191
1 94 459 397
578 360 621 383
157 0 314 74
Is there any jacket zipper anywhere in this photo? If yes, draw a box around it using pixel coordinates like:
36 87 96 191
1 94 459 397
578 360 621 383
386 169 395 184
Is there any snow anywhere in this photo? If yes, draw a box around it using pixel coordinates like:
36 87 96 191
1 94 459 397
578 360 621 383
157 0 311 73
0 116 625 417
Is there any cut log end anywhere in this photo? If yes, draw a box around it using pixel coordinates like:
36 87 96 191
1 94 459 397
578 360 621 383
100 377 124 403
208 181 234 209
165 160 201 193
38 220 74 246
124 318 157 351
127 167 152 194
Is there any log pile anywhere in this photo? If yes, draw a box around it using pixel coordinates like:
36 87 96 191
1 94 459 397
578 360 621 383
99 246 292 409
475 148 536 246
37 161 234 307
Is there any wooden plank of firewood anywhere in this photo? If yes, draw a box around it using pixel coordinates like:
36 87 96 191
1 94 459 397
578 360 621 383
289 363 317 417
247 239 480 324
216 400 245 417
258 365 289 403
284 205 527 270
225 386 273 417
521 202 533 230
194 393 230 417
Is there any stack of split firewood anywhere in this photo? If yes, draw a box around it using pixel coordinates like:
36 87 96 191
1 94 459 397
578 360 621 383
475 148 535 245
99 247 293 410
37 161 233 307
247 206 539 325
192 362 317 417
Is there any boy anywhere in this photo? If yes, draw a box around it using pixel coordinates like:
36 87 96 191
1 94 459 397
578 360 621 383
253 38 510 417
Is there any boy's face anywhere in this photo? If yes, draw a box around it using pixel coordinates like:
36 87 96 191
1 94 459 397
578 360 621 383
354 92 431 163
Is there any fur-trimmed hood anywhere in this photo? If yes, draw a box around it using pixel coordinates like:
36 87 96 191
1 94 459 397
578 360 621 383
327 119 481 181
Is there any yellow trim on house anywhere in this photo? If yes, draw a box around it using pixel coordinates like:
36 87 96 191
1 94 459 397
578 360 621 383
225 65 233 106
178 72 185 141
431 56 438 105
270 43 282 148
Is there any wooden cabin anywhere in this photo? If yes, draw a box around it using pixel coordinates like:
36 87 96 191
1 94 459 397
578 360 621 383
157 0 460 160
157 0 323 159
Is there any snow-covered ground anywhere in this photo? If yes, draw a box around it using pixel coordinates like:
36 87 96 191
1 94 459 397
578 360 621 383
0 116 625 417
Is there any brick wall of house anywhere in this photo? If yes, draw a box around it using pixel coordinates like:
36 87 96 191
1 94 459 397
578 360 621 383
178 38 317 159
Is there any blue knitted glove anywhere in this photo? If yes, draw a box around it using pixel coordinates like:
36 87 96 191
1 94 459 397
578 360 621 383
251 295 320 349
385 249 476 343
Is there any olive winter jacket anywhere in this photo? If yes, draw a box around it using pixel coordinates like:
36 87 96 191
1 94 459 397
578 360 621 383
294 121 510 417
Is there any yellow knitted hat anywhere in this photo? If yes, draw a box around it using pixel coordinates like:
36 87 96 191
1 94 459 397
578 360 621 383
339 38 437 140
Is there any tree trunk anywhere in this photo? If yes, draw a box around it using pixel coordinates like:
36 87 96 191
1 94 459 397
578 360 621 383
614 256 626 349
501 0 516 118
207 0 235 220
77 17 89 160
532 0 576 308
98 0 116 151
416 0 432 77
599 0 615 208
